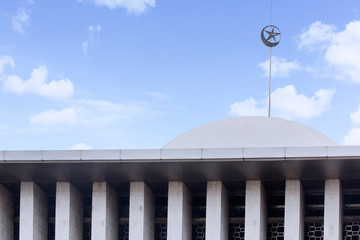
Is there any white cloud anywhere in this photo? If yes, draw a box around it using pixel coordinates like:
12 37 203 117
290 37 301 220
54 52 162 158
298 20 360 83
82 41 89 54
271 85 335 119
351 106 360 126
0 56 15 75
144 91 170 100
325 21 360 82
298 21 336 51
82 24 101 54
89 24 101 32
12 7 30 34
75 99 142 112
27 98 157 130
89 0 156 14
343 128 360 145
229 97 267 117
258 56 303 78
30 108 77 126
230 85 335 120
3 66 74 99
68 143 92 150
72 99 147 125
343 105 360 145
89 24 101 42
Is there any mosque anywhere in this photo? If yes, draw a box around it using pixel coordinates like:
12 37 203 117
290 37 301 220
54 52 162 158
0 116 359 240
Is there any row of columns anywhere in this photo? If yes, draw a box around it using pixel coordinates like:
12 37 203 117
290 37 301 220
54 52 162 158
0 179 342 240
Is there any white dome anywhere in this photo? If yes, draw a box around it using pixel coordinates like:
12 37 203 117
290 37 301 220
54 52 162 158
162 116 339 149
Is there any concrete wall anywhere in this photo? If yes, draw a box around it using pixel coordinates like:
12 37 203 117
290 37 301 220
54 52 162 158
55 182 83 240
167 181 192 240
245 180 267 240
20 182 48 240
0 184 13 239
206 181 229 240
324 179 342 240
129 182 155 240
284 180 304 240
91 182 118 240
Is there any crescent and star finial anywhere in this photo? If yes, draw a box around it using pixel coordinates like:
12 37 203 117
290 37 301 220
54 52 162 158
261 25 281 47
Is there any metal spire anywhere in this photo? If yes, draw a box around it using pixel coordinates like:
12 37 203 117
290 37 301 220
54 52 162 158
261 0 281 117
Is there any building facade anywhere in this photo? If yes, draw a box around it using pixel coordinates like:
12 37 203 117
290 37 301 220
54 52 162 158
0 117 359 240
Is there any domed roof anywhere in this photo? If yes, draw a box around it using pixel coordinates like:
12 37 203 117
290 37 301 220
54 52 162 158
162 116 339 149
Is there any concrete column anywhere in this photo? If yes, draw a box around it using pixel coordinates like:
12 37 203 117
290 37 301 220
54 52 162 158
284 180 304 240
91 182 118 240
0 184 13 239
324 179 342 240
20 182 48 240
129 182 155 240
245 180 267 240
55 182 83 240
205 181 229 240
167 181 192 240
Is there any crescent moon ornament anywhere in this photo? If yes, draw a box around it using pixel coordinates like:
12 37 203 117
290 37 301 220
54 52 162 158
261 25 281 47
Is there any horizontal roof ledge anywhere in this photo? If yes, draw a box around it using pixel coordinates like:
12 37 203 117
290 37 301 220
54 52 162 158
0 146 360 163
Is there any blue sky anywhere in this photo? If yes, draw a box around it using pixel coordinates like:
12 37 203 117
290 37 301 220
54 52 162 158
1 0 360 150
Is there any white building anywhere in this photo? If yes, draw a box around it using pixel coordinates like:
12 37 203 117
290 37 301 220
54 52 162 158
0 116 359 240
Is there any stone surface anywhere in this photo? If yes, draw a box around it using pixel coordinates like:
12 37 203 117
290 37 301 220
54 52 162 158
129 182 154 240
55 182 83 240
91 182 118 240
0 184 13 239
206 181 229 240
284 180 304 240
167 181 192 240
20 182 48 240
245 180 267 240
324 179 342 240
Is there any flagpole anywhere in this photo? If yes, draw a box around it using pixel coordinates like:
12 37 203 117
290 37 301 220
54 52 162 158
268 0 272 117
261 0 280 118
268 47 272 117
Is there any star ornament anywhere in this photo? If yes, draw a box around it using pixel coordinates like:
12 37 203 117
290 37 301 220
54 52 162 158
266 27 280 42
261 25 281 48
